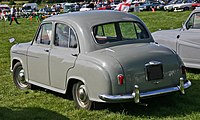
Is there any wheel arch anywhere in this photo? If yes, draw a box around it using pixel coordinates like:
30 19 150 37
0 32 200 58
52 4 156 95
65 62 112 102
11 58 22 70
12 60 31 89
66 77 86 100
11 57 29 82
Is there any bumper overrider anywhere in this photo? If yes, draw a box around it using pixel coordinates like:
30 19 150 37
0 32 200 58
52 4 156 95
99 77 191 103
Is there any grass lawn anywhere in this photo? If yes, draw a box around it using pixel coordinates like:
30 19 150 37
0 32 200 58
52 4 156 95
1 1 28 4
1 11 200 120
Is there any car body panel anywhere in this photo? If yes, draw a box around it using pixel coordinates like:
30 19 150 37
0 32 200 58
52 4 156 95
103 43 182 93
152 29 180 50
49 46 78 89
27 43 50 85
178 28 200 68
10 11 191 104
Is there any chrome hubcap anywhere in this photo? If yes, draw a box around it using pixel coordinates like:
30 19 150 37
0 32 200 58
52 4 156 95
76 84 90 108
19 69 24 78
17 69 28 87
78 85 87 102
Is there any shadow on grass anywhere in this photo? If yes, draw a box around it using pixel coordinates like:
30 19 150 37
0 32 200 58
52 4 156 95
187 68 200 74
29 78 199 119
0 107 69 120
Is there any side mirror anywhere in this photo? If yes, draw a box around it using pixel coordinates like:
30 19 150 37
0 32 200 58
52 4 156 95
9 38 15 43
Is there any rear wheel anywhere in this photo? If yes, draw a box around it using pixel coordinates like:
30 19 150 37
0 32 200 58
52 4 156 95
13 62 31 89
72 81 92 109
184 7 189 11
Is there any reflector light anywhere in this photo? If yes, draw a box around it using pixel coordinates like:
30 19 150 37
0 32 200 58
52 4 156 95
118 74 124 85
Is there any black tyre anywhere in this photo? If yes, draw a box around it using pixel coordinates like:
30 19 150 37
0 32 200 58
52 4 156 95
72 81 92 110
184 7 189 11
13 62 31 89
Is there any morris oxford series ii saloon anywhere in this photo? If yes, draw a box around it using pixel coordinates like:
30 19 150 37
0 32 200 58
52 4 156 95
10 11 191 109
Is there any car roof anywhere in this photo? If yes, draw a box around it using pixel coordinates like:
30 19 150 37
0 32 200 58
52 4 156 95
44 10 142 27
43 10 152 53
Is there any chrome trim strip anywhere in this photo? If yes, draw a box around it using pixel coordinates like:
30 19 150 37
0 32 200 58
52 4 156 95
99 80 191 102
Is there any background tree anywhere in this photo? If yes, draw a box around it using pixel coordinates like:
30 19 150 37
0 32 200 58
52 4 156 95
28 0 42 4
9 0 16 5
28 0 36 3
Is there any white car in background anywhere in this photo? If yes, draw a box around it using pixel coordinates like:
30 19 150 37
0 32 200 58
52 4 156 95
153 8 200 69
164 0 182 11
79 4 93 11
164 0 193 11
173 0 193 11
22 3 38 11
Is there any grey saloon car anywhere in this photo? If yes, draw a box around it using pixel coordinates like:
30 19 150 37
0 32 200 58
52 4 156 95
153 8 200 69
10 10 191 109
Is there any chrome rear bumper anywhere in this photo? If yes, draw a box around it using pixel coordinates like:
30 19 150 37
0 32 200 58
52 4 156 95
99 79 191 103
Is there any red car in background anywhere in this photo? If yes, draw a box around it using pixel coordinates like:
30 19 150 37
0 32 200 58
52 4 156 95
96 3 116 10
192 2 200 9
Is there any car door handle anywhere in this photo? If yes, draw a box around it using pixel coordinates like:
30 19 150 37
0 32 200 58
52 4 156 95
44 49 49 52
71 53 78 57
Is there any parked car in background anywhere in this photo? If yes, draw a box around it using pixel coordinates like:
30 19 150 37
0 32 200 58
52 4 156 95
140 0 165 11
0 4 10 12
10 11 191 110
192 1 200 9
173 0 194 11
139 2 152 11
22 5 33 12
79 4 93 11
63 3 80 13
22 3 38 12
164 0 194 11
153 8 200 69
96 3 113 10
38 7 57 14
151 1 165 10
164 0 183 11
37 7 58 19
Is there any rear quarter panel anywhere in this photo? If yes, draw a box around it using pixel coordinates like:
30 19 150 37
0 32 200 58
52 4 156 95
67 53 125 102
152 30 180 51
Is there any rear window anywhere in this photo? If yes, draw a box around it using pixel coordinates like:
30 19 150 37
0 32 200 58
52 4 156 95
93 21 149 44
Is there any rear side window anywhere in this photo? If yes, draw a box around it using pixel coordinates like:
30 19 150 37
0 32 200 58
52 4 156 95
93 21 149 44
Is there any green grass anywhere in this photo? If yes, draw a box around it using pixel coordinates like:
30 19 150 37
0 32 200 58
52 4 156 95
133 11 191 32
1 11 200 120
